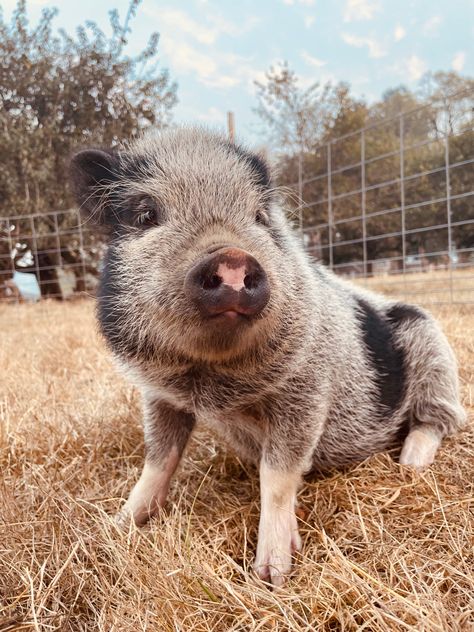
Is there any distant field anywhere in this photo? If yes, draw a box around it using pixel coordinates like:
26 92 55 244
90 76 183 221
0 299 472 631
356 267 474 305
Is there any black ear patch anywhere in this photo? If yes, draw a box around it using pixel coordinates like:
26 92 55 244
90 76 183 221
226 143 272 190
69 149 121 224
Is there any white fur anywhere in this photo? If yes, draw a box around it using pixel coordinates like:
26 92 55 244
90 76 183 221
117 449 180 527
399 427 441 469
254 463 302 587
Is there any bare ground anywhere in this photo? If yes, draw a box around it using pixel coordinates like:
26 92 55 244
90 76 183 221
0 299 472 631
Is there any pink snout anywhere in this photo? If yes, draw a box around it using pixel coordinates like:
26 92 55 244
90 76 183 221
184 247 270 320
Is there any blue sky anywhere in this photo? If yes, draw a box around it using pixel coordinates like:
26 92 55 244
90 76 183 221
2 0 473 142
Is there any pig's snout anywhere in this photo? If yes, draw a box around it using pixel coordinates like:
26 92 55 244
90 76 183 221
184 247 270 319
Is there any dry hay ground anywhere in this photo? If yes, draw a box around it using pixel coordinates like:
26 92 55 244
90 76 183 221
0 299 472 632
358 268 474 305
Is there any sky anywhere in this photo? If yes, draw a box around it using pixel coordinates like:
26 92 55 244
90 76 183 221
1 0 473 142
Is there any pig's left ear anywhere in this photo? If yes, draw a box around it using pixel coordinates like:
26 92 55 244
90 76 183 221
69 149 121 225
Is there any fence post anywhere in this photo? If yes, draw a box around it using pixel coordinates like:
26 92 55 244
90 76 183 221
399 115 406 296
53 212 61 267
227 111 235 144
361 129 367 279
444 119 454 303
5 217 15 277
77 209 87 295
30 215 42 297
327 142 333 270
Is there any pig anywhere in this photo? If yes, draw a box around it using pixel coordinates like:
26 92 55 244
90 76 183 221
70 126 466 587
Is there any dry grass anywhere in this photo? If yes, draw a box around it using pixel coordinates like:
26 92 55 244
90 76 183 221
357 268 474 305
0 298 473 631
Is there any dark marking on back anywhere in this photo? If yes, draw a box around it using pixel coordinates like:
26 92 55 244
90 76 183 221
386 303 427 327
355 297 406 416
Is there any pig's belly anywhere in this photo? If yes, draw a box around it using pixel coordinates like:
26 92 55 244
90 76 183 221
308 415 406 473
200 408 406 472
200 411 265 464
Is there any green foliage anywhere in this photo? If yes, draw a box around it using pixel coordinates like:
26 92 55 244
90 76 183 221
0 0 177 216
255 65 474 268
254 62 363 155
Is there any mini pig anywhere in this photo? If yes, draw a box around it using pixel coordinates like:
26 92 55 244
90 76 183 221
70 127 466 586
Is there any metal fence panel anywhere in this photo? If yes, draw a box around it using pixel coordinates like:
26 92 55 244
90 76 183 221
1 91 473 305
295 92 474 305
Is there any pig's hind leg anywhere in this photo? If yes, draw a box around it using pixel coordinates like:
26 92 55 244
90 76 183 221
117 397 195 527
394 308 466 470
399 425 442 469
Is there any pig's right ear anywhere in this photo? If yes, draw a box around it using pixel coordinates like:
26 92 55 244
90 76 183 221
69 149 121 225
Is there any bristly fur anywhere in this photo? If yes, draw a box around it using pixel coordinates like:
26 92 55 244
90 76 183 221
70 125 467 585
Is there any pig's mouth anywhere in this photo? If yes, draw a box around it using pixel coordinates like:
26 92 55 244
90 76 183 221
212 309 248 320
208 307 251 324
201 296 258 333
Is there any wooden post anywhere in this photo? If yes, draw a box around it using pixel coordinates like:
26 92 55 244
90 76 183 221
227 111 235 143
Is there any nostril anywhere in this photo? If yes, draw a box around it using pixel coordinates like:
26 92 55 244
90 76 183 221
202 273 222 290
244 272 262 290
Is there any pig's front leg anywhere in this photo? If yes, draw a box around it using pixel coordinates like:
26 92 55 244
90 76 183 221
254 461 303 587
117 397 195 527
253 395 326 587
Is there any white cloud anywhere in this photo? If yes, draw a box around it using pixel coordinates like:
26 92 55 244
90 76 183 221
301 51 326 67
209 14 260 38
341 32 386 58
140 6 264 93
405 55 426 81
158 32 267 93
152 9 216 44
394 25 406 42
304 15 316 28
343 0 380 22
452 51 466 72
422 15 442 36
201 74 241 88
160 38 217 78
143 7 258 46
195 106 226 123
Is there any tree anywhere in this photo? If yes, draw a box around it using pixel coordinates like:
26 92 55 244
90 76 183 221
419 71 474 135
254 62 356 156
0 0 177 217
0 0 177 295
255 63 474 270
254 63 368 264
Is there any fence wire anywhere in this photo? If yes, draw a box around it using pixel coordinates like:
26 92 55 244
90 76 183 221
1 91 473 305
292 90 474 305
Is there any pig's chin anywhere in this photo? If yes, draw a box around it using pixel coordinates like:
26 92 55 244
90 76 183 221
187 310 263 359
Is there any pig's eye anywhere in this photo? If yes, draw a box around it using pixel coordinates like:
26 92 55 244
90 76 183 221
256 210 269 225
134 197 162 227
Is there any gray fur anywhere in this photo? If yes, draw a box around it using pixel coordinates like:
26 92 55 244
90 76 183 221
70 126 466 585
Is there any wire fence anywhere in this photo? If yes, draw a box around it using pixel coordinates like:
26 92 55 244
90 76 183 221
0 209 102 302
1 89 473 305
291 89 474 305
